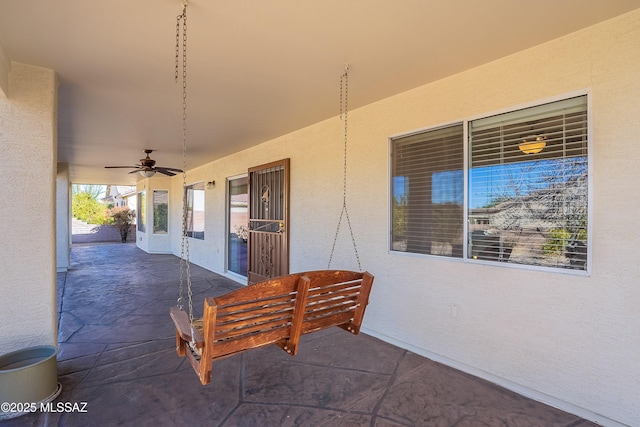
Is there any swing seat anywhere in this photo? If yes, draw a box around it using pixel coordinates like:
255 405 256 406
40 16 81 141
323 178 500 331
170 270 374 385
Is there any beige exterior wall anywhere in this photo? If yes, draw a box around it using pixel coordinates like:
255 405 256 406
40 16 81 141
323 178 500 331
136 176 173 253
169 10 640 426
0 63 58 354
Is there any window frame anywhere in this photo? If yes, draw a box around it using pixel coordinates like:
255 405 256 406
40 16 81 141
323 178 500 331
226 174 249 278
184 181 205 240
390 122 465 257
152 189 169 234
137 190 146 233
389 90 592 275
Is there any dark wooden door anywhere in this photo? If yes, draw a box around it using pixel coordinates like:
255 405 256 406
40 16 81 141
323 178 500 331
247 158 290 284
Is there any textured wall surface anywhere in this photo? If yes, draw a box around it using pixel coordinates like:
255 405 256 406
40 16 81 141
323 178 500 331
0 62 57 354
164 11 636 426
135 177 172 254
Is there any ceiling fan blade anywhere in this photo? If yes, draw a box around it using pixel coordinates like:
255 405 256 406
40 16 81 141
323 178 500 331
155 166 184 173
105 150 182 178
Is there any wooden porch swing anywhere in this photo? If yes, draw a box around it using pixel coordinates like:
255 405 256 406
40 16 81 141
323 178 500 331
170 270 373 385
169 3 372 385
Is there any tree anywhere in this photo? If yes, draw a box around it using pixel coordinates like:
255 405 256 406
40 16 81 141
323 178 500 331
107 206 136 243
392 195 407 242
72 191 108 224
72 184 106 200
154 203 168 233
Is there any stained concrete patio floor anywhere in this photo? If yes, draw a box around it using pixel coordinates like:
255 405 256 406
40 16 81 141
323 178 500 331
3 243 597 426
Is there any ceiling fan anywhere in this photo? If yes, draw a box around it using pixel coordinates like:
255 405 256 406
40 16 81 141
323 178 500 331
105 149 184 178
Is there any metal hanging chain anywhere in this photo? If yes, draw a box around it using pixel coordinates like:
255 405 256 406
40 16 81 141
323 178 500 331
176 5 185 310
328 65 362 271
175 3 196 340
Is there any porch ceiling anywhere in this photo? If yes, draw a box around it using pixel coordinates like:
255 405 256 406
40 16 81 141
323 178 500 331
1 1 638 185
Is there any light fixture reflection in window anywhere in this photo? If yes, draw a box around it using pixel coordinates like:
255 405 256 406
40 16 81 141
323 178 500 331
519 136 546 154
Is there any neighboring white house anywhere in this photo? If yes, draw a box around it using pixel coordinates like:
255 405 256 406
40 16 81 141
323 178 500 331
102 185 137 208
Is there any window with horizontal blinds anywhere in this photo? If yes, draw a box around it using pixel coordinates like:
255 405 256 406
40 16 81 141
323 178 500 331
391 124 464 256
468 95 588 269
389 93 589 271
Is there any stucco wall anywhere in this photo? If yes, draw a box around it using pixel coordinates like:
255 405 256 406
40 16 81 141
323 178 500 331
0 63 58 354
167 10 640 426
136 177 173 254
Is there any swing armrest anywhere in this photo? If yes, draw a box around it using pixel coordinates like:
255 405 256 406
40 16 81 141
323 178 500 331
170 306 204 348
